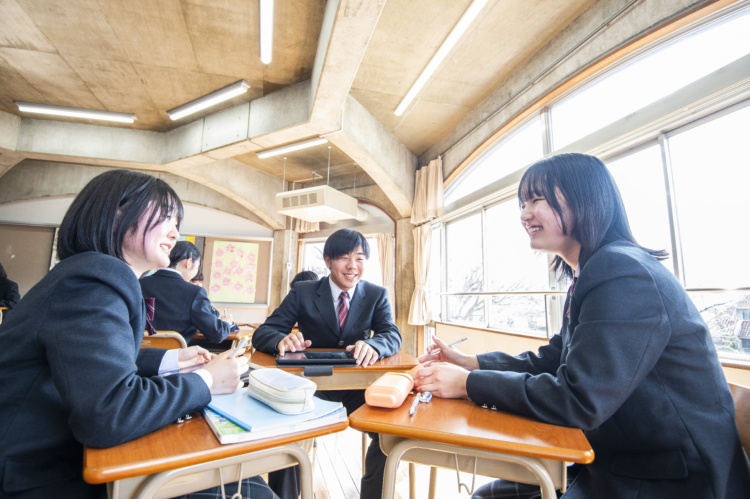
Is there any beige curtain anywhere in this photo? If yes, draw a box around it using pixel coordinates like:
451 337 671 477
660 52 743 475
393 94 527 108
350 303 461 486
377 233 396 318
294 218 320 233
410 156 444 225
408 224 431 325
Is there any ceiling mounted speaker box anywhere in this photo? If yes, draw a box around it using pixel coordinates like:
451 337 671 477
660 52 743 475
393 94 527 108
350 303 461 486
276 185 359 223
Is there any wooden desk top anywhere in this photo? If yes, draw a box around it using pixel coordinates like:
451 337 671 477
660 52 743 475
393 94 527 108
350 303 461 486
193 328 254 342
248 349 419 374
349 396 594 465
83 413 348 484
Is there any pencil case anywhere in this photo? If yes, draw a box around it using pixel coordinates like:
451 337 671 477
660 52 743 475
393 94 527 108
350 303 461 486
365 372 414 408
247 368 317 414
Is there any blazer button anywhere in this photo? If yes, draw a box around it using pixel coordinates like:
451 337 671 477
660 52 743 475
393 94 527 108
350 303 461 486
338 341 344 346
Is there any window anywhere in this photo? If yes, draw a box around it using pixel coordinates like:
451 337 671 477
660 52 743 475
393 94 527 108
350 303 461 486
445 117 543 205
445 213 484 325
551 7 750 149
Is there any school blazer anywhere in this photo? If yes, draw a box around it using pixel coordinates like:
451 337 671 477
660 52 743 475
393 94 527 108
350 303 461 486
466 241 750 498
252 277 401 358
139 269 230 344
0 253 211 498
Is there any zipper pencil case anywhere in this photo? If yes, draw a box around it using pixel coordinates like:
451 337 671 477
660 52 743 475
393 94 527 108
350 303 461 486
247 368 317 414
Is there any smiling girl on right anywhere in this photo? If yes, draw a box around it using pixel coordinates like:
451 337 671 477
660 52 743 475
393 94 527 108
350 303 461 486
415 153 750 498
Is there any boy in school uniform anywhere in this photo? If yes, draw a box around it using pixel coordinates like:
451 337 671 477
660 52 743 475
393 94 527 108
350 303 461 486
253 228 401 499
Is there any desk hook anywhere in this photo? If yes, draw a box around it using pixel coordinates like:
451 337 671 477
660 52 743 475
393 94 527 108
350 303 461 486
454 453 478 495
231 462 245 499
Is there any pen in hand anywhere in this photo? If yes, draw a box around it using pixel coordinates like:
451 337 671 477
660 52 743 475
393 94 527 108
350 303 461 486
418 336 468 360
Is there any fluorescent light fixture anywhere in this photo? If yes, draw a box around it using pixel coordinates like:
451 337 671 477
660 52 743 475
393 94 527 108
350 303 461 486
394 0 487 116
15 101 137 123
260 0 274 64
167 80 250 120
256 137 328 159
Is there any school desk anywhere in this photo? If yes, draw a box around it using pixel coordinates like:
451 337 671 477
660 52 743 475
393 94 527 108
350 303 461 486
349 396 594 499
83 411 348 499
248 349 419 390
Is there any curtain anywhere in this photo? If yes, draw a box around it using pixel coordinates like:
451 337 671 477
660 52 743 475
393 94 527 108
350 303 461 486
294 218 320 233
410 156 444 225
408 224 431 325
377 233 396 318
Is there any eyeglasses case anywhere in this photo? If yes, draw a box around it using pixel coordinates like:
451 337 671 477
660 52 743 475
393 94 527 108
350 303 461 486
365 372 414 408
247 368 317 414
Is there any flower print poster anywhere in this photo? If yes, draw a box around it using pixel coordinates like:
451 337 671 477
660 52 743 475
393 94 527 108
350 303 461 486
208 241 259 303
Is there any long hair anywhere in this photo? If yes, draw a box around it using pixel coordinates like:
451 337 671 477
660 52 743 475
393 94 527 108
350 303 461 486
518 153 667 279
58 170 183 261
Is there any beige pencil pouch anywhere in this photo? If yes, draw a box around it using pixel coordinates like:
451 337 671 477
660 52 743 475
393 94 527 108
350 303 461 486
365 372 414 408
247 368 317 414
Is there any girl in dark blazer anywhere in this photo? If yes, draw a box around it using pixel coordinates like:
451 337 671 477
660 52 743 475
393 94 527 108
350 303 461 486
0 170 270 499
0 261 21 311
416 153 750 498
140 241 232 344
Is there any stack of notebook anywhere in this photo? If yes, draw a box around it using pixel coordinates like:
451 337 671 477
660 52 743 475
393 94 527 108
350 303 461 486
204 390 347 444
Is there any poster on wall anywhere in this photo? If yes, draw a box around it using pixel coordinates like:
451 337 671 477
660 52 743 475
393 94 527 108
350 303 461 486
208 241 259 303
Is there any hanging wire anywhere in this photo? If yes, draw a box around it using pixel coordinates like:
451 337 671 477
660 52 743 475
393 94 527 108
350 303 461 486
282 157 287 191
327 146 331 185
353 163 357 197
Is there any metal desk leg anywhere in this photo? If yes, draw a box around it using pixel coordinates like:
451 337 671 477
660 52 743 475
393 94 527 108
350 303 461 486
381 439 557 499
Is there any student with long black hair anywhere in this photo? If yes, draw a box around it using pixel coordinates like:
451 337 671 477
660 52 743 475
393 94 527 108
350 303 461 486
0 170 273 499
140 240 233 345
416 153 750 498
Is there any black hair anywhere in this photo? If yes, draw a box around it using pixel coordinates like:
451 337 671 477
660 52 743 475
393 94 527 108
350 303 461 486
518 153 667 279
291 270 319 288
58 170 183 262
0 262 6 280
169 241 202 268
190 272 204 282
323 229 370 260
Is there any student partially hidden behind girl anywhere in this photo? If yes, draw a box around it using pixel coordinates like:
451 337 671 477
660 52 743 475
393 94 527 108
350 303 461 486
140 240 234 345
0 170 274 499
416 153 750 498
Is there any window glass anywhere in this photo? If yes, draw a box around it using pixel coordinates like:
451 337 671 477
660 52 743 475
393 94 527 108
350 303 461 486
689 291 750 358
485 200 549 334
364 237 383 287
605 145 673 271
551 8 750 149
445 117 543 205
445 213 484 324
668 103 750 289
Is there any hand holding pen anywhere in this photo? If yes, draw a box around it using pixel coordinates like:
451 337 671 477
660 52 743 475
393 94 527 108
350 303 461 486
418 336 468 362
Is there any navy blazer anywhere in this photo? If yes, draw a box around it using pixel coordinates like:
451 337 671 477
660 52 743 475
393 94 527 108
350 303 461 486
466 241 750 498
252 277 401 358
140 269 230 344
0 253 211 498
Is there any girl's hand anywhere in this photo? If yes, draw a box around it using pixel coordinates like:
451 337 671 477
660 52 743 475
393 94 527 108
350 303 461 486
177 346 214 369
419 335 479 371
202 350 249 394
414 362 471 399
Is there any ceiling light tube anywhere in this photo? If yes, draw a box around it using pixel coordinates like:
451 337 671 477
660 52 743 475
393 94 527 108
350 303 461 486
394 0 488 116
167 80 251 120
256 137 328 159
15 101 137 123
260 0 274 64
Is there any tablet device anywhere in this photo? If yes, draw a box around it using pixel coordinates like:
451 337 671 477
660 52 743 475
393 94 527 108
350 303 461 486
276 350 357 366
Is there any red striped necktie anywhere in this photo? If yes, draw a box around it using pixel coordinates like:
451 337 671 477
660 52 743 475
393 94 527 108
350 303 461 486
337 291 349 330
144 297 157 336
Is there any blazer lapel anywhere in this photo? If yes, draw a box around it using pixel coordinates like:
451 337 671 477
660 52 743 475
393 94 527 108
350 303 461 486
343 283 367 335
314 278 341 336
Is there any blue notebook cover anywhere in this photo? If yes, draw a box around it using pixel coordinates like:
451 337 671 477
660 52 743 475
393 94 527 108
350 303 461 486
208 390 344 432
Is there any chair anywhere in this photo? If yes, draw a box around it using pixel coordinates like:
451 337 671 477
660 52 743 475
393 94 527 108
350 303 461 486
141 331 187 349
729 382 750 457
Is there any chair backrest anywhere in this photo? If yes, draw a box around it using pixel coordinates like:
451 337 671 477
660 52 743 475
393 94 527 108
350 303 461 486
141 331 187 349
729 382 750 457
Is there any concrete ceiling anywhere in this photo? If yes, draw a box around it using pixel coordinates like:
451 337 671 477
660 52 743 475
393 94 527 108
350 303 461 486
0 0 596 229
